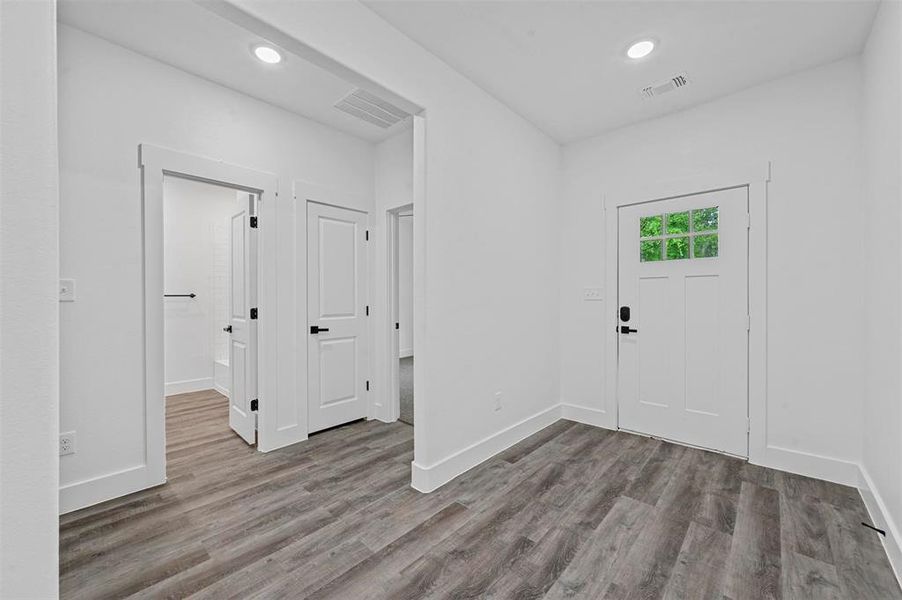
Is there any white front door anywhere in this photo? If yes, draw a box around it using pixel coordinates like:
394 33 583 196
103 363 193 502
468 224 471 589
617 187 749 456
228 191 257 444
307 202 369 433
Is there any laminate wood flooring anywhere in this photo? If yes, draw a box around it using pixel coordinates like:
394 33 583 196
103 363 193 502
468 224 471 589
59 390 901 599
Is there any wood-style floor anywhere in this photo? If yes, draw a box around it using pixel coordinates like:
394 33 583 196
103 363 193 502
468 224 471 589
60 390 901 599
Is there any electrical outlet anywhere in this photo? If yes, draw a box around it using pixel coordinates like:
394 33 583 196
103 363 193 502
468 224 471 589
583 287 603 301
494 391 503 412
59 431 76 456
60 279 76 302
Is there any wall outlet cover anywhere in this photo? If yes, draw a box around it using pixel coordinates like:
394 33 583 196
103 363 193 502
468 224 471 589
60 279 76 302
59 431 76 456
583 287 603 301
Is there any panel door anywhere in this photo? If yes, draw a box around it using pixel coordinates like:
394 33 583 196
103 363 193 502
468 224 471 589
228 191 257 444
307 202 368 433
617 187 749 456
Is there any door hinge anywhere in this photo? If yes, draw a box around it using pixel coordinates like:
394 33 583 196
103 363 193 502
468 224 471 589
366 305 370 316
746 314 751 331
365 230 369 241
366 380 370 391
250 399 258 411
747 419 751 433
250 216 258 229
250 308 258 320
746 213 751 229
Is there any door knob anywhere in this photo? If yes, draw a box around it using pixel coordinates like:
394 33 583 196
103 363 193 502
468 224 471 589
223 325 232 333
619 326 638 334
310 325 331 334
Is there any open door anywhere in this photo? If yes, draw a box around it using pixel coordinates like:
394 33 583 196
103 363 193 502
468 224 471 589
227 191 257 444
307 201 369 433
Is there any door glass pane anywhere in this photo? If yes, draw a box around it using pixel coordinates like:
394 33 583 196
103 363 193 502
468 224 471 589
692 207 718 232
694 234 719 258
666 211 690 234
640 215 662 237
666 237 690 260
640 239 663 262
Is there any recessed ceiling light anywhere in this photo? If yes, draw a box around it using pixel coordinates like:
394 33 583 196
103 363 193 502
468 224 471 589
253 45 282 65
627 40 655 60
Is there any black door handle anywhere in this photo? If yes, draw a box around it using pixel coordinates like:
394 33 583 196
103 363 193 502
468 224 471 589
619 326 638 334
223 325 232 333
310 325 331 334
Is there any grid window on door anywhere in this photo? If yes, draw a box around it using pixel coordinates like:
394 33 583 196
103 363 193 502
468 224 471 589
639 207 719 262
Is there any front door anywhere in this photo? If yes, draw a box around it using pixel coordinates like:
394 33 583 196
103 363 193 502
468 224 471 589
617 186 749 456
228 191 257 444
307 201 369 433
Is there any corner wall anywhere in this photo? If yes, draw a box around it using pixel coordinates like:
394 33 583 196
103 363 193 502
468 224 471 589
237 1 563 485
560 58 865 484
861 0 902 578
0 0 60 596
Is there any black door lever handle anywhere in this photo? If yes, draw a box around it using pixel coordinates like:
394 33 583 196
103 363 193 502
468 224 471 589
310 325 331 334
619 326 638 334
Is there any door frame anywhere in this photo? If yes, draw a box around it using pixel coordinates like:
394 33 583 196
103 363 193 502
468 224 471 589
603 161 770 465
386 203 414 423
139 144 278 486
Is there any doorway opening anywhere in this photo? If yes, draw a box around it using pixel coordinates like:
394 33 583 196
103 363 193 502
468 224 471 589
388 203 415 426
163 175 259 453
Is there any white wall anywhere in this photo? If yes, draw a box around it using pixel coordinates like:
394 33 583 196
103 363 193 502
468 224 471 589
163 177 235 395
58 25 375 510
0 0 60 596
861 0 902 575
560 58 865 482
399 215 414 357
237 2 562 485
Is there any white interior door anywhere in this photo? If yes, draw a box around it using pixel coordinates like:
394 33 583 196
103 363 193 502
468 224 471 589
307 201 368 433
228 191 257 444
617 187 749 456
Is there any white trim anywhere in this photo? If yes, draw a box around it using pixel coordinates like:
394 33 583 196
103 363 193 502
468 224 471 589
760 445 860 487
164 378 215 396
560 403 614 429
138 144 278 488
411 404 562 492
59 465 148 514
858 465 902 588
213 382 230 398
603 161 771 462
399 348 414 359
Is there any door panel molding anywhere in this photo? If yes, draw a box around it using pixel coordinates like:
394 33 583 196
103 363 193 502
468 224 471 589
603 161 770 465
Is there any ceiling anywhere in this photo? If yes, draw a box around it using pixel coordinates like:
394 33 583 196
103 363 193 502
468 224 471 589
364 0 879 143
58 0 411 143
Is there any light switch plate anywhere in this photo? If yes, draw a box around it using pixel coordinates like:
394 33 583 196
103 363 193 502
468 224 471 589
60 279 76 302
583 287 603 301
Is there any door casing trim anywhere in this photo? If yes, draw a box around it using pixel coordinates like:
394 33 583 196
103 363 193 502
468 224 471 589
603 161 770 465
139 144 277 486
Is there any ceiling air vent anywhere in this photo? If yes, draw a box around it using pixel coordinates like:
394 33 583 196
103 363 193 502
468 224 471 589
334 88 409 129
641 72 691 99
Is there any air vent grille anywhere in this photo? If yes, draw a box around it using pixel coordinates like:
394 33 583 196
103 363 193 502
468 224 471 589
335 88 409 129
641 72 691 99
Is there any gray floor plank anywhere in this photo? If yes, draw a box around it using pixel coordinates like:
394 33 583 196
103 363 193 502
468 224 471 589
59 392 902 600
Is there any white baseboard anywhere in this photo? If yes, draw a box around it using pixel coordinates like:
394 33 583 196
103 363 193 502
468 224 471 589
400 348 413 359
757 445 860 487
59 464 164 514
165 377 214 396
213 382 230 397
560 403 615 429
411 404 562 492
858 465 902 588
